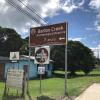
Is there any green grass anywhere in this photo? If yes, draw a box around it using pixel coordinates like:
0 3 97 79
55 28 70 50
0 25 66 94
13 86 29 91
1 70 100 100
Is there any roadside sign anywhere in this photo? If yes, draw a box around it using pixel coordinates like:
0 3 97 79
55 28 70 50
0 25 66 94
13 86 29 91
38 67 45 74
30 22 66 46
10 52 19 61
6 69 24 89
28 22 68 95
34 46 50 64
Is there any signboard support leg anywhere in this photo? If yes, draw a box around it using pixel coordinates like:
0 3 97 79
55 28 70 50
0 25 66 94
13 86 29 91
27 47 31 93
40 74 42 94
64 44 67 96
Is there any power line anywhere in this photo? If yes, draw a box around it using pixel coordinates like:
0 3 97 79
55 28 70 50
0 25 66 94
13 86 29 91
17 0 47 24
7 0 44 25
6 0 45 25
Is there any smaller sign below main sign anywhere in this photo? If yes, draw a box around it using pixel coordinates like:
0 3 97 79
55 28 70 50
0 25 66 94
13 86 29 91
10 52 19 61
38 67 45 74
34 46 50 64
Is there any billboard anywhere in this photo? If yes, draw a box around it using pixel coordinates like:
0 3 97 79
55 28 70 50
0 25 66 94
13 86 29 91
30 22 66 46
34 46 50 64
6 69 24 89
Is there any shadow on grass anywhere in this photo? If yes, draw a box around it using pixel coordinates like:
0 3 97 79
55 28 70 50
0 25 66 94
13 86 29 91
27 90 32 100
0 80 5 82
53 72 65 78
2 94 25 100
2 87 32 100
53 72 100 79
37 95 55 100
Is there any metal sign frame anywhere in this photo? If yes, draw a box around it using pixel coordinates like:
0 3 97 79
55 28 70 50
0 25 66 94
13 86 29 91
28 22 68 95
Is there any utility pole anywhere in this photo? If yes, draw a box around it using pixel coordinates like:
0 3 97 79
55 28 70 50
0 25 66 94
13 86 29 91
98 45 100 63
92 46 100 64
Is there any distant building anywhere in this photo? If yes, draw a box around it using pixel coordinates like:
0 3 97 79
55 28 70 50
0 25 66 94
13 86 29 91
0 55 53 80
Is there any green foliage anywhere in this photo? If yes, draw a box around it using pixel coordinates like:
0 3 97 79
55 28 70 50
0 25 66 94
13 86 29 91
20 36 35 56
51 41 95 75
0 27 23 56
51 45 65 70
20 37 29 55
1 70 100 99
68 41 95 75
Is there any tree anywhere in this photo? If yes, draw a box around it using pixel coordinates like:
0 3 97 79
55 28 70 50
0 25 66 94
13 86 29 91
51 41 95 75
67 41 95 75
0 27 23 56
20 37 29 55
51 45 65 70
20 36 35 56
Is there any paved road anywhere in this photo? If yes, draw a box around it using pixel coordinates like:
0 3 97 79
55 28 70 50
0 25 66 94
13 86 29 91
75 83 100 100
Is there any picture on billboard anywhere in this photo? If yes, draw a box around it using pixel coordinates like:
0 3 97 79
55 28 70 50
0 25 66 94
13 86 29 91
34 46 50 64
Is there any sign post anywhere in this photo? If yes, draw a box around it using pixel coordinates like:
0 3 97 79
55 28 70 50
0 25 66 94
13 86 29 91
29 22 67 95
65 42 67 95
35 47 49 93
38 65 45 94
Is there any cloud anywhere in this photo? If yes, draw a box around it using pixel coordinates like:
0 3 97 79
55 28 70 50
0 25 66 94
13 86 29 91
89 0 100 10
60 0 85 13
0 0 85 38
85 27 93 31
91 45 100 58
60 0 78 13
0 0 61 37
89 0 100 19
86 20 100 32
94 20 100 31
69 37 83 41
89 0 100 32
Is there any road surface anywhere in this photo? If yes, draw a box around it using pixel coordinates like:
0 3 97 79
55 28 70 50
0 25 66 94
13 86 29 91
75 83 100 100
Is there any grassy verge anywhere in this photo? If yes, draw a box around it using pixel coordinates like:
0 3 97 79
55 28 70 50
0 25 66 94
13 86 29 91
0 69 100 100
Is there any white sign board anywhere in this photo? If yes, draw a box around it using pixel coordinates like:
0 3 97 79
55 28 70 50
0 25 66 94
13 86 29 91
10 52 19 60
38 67 45 74
34 46 50 64
6 69 24 89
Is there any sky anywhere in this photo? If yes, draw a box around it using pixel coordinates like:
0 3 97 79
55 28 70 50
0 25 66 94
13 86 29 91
0 0 100 50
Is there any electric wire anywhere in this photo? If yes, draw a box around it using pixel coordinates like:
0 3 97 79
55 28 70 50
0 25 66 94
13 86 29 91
6 0 45 25
17 0 47 24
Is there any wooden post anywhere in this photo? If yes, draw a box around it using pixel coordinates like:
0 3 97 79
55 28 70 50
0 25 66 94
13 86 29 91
40 74 42 94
